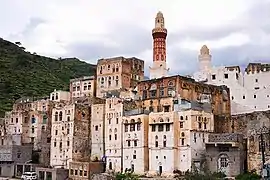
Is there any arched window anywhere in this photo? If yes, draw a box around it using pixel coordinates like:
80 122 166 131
180 116 184 120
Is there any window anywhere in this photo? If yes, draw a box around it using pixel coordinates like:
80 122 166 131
31 126 35 133
198 122 202 129
133 155 136 159
130 124 135 132
137 124 141 131
54 141 56 147
114 134 117 140
204 123 207 129
163 141 166 147
254 94 257 98
243 95 246 99
232 96 234 100
134 140 138 147
220 157 228 168
212 74 216 80
116 118 119 124
152 125 156 132
155 141 158 147
95 125 98 131
181 139 184 146
224 74 228 79
31 116 36 124
67 141 70 146
158 124 163 132
109 162 112 170
180 122 183 128
84 171 87 177
125 125 128 132
55 130 58 135
67 129 70 134
67 116 70 121
165 124 170 131
127 141 131 147
109 135 111 141
164 105 170 112
255 79 258 83
79 170 83 176
16 118 18 123
70 169 74 175
59 111 63 121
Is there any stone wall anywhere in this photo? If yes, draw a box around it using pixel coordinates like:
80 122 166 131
231 110 270 172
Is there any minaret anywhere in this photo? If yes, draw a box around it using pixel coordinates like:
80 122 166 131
198 45 212 72
149 11 169 79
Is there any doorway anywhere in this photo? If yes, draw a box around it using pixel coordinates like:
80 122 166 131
159 166 162 176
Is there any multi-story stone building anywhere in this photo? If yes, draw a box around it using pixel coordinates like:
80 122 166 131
50 90 70 102
50 103 91 169
104 95 123 172
137 75 231 133
193 45 270 114
122 113 149 174
205 133 246 177
96 57 144 98
70 76 96 99
91 100 106 161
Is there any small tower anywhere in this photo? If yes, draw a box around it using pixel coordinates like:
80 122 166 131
149 11 169 79
198 45 212 72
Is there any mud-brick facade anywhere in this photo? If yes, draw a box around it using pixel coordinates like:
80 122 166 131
96 57 145 98
231 110 270 173
137 75 231 133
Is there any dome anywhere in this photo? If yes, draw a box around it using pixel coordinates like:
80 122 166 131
156 11 164 17
200 45 210 55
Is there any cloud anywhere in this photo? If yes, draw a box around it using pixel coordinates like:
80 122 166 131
1 0 270 77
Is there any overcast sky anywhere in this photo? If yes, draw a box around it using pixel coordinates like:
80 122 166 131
1 0 270 76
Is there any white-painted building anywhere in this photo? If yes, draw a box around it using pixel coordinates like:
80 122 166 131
50 90 70 102
122 114 149 174
193 45 270 114
176 105 214 172
148 111 177 176
70 76 96 99
105 96 123 172
50 103 75 169
91 103 106 161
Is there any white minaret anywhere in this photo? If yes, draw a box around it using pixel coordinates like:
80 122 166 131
149 11 169 79
198 45 212 72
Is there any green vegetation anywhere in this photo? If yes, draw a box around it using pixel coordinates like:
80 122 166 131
235 170 261 180
0 38 96 116
114 170 139 180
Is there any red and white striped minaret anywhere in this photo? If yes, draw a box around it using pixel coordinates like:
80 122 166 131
149 11 169 79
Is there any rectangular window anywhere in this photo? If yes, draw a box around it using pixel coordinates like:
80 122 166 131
127 140 131 147
125 125 128 132
254 94 257 98
243 95 246 99
165 124 170 131
224 74 228 79
212 74 216 80
158 124 163 132
152 125 156 132
180 122 183 128
134 140 137 147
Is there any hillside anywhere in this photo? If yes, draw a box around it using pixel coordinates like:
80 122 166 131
0 38 96 117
